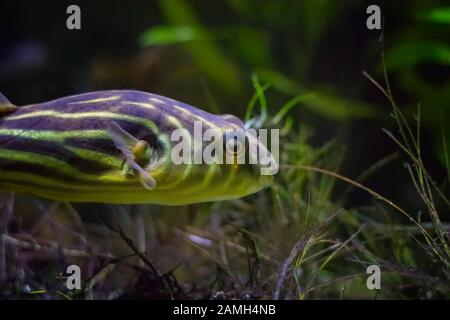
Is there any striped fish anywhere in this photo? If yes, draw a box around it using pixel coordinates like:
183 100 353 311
0 90 276 205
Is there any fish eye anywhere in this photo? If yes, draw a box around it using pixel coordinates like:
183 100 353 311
225 135 244 156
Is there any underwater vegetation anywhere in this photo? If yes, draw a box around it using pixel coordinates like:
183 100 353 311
0 0 449 299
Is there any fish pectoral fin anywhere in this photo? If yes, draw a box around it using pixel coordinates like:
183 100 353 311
128 161 156 190
139 169 157 190
107 121 139 159
107 121 156 190
107 121 152 163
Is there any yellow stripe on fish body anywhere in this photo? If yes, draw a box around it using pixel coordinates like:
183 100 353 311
0 90 274 205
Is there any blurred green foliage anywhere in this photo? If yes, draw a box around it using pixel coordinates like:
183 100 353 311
417 6 450 24
386 41 450 68
140 26 199 46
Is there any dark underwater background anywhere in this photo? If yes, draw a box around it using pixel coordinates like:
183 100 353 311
0 0 449 299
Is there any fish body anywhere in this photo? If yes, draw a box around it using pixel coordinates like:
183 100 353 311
0 90 276 205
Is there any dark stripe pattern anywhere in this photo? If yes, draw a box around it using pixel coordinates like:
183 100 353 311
0 135 113 174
